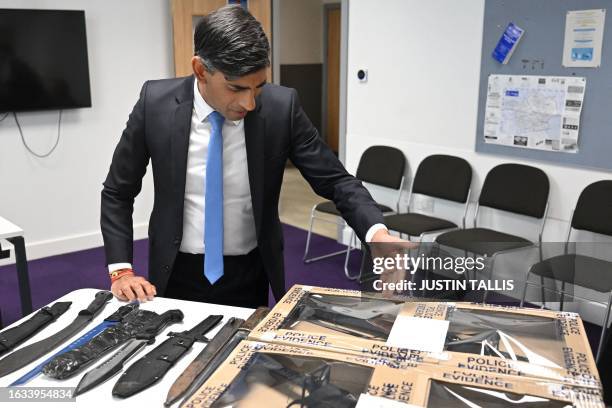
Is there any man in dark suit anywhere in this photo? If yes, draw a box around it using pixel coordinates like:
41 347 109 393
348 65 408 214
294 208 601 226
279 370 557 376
101 5 402 308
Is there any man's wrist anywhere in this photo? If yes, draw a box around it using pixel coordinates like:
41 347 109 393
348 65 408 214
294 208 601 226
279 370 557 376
108 262 133 273
365 223 388 243
110 268 135 283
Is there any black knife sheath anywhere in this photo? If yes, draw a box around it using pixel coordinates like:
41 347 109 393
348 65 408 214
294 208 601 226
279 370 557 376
112 314 222 398
0 302 71 356
42 309 159 379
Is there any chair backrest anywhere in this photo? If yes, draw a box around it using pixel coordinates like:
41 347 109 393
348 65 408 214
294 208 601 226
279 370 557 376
355 145 406 189
479 163 549 218
571 180 612 236
411 155 472 203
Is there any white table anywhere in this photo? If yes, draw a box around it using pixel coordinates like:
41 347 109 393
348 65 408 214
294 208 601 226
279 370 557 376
0 288 254 407
0 216 32 320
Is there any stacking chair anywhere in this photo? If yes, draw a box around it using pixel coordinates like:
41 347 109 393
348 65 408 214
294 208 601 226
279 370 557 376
384 154 472 241
435 163 550 302
520 180 612 362
303 145 406 279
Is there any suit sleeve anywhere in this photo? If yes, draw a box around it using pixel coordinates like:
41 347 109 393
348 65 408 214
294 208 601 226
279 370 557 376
100 82 150 266
287 88 384 242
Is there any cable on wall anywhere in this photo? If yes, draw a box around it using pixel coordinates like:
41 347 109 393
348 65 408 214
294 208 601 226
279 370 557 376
12 110 62 158
0 112 9 122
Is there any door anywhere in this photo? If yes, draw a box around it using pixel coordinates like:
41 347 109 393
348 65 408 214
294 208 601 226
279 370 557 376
325 5 340 153
171 0 272 80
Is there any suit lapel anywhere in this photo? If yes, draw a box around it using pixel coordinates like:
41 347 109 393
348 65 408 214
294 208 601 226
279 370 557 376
244 108 265 240
170 77 195 202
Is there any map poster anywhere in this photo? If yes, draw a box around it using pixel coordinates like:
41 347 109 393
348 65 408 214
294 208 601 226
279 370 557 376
484 75 586 153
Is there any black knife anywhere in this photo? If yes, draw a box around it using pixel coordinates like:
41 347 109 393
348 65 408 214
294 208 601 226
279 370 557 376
0 301 71 357
74 309 184 396
111 314 223 398
0 291 112 377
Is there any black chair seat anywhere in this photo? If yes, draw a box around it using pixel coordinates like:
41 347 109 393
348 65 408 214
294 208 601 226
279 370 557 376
529 254 612 293
384 213 456 236
436 228 532 255
315 201 393 216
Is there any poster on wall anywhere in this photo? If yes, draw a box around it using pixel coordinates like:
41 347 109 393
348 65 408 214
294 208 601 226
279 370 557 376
562 9 606 68
483 74 586 153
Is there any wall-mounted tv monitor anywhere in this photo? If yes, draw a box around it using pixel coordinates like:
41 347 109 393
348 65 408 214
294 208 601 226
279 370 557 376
0 9 92 112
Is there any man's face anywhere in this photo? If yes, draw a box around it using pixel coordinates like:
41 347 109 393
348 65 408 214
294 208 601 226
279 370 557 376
192 57 267 121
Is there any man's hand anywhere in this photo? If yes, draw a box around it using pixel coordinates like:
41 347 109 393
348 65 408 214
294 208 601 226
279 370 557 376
371 228 419 247
370 229 419 296
111 274 157 302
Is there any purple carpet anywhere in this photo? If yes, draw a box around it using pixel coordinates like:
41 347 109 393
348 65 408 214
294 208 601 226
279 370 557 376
0 224 360 327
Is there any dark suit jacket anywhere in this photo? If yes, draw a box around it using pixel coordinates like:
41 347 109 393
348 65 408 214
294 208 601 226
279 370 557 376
101 75 383 300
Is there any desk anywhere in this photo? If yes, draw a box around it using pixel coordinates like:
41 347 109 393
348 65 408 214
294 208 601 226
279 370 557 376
0 288 254 407
0 216 32 320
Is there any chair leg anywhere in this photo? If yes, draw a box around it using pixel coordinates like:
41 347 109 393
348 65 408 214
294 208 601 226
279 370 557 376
520 270 531 307
344 231 360 280
596 291 612 363
303 207 348 264
560 281 565 311
540 275 547 308
302 205 317 262
482 254 497 304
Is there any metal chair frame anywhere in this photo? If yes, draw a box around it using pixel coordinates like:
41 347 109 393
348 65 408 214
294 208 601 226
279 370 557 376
303 177 405 280
519 210 612 362
435 194 549 303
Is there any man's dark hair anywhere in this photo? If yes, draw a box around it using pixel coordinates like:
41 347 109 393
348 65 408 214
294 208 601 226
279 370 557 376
194 5 270 78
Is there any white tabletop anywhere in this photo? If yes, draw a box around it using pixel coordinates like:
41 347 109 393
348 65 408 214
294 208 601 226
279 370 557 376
0 216 22 240
0 288 254 407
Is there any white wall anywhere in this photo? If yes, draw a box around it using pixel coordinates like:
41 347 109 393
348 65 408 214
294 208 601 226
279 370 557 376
0 0 172 263
345 0 612 324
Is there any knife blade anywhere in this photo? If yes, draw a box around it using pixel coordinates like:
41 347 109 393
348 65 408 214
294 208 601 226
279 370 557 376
111 314 223 398
0 291 112 378
10 302 139 386
74 309 183 396
165 306 269 407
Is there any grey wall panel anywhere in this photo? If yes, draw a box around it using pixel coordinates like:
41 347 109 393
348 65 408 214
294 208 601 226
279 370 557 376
475 0 612 171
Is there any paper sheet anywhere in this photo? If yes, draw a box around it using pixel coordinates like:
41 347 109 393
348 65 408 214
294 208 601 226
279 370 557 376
563 9 606 68
386 316 449 353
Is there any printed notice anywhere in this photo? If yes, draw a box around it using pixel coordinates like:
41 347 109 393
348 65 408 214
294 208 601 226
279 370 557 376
563 9 606 68
484 75 586 153
387 316 449 353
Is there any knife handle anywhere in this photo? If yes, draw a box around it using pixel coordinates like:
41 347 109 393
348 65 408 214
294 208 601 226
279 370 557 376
104 302 139 322
136 310 184 343
78 291 113 318
168 314 223 342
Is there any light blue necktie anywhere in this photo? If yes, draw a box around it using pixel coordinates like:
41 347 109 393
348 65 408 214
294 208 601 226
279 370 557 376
204 111 225 284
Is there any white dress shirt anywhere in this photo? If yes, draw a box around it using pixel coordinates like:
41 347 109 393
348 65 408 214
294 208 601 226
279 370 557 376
179 80 257 255
108 82 386 272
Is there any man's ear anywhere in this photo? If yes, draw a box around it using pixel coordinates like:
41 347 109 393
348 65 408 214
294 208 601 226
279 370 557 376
191 56 207 83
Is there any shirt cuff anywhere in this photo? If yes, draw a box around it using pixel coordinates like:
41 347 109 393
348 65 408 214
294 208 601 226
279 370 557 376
108 263 133 273
365 224 388 243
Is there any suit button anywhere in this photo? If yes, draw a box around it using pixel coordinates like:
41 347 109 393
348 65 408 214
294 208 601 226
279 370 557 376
163 265 170 272
173 238 180 245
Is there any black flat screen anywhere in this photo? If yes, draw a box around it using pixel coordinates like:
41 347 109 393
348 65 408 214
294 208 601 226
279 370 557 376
0 9 91 112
